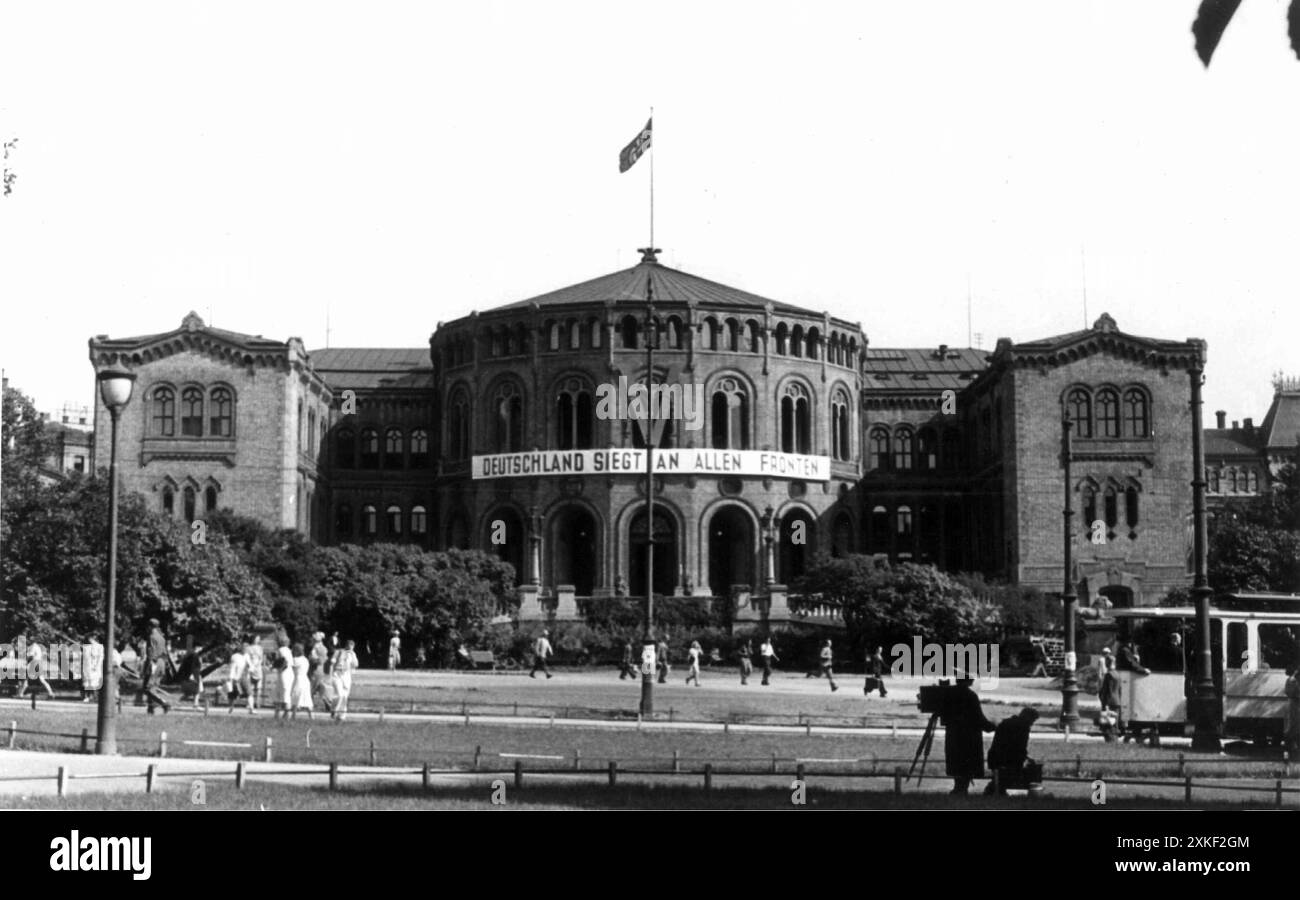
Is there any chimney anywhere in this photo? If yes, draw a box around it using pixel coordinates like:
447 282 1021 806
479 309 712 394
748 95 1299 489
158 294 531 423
1232 420 1239 431
1215 410 1226 429
1244 417 1253 432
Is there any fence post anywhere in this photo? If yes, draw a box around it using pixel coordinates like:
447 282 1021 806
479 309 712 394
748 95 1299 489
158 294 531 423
796 763 806 783
704 763 713 791
513 759 523 789
57 766 67 798
771 752 778 775
513 702 518 718
146 764 156 794
7 721 15 749
891 721 897 739
236 762 245 790
31 692 37 710
1277 780 1284 808
378 710 384 725
672 750 680 774
1184 776 1193 803
329 762 338 791
894 767 903 796
669 707 674 723
574 749 582 772
990 769 1000 795
264 736 273 763
608 760 617 787
723 721 729 735
159 731 168 758
1075 755 1082 778
410 701 416 714
473 745 482 771
422 762 431 790
203 695 209 716
369 740 377 766
1178 753 1186 777
1063 724 1069 743
80 728 89 754
806 721 812 737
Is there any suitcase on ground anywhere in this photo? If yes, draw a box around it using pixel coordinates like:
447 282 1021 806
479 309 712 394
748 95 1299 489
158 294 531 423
863 676 881 694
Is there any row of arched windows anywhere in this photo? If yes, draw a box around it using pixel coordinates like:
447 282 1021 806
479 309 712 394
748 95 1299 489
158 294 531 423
1064 386 1151 439
161 484 219 520
1207 467 1260 494
450 316 860 367
149 384 235 438
334 502 429 539
335 427 431 469
868 425 962 473
1081 484 1140 537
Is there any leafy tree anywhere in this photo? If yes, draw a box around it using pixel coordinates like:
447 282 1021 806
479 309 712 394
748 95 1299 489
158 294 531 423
1208 516 1300 593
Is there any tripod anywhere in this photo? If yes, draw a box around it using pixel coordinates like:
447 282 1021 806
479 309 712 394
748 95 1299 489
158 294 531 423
907 712 942 785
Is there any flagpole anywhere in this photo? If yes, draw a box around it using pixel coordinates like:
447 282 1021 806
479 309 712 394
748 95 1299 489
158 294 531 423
649 106 654 249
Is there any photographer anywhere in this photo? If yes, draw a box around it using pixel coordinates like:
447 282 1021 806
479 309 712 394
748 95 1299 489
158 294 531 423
985 707 1039 795
943 676 995 796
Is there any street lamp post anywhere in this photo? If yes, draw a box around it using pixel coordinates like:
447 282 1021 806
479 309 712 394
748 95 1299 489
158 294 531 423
95 368 136 755
1060 411 1080 729
639 251 659 718
1188 362 1221 752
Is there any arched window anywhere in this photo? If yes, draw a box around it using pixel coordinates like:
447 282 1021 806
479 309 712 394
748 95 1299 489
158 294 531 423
335 503 352 539
449 391 470 459
162 487 174 517
710 378 750 450
621 315 639 349
831 392 851 461
666 316 682 350
181 387 204 436
205 485 218 513
361 504 378 536
790 325 804 358
336 429 355 468
209 387 233 437
568 319 581 350
151 386 175 437
941 428 961 471
780 383 811 454
1247 469 1259 492
1067 388 1092 438
515 322 530 355
725 318 740 352
1207 468 1220 493
848 338 858 369
360 428 380 469
703 317 719 351
386 505 402 536
1082 486 1097 530
869 427 891 471
917 427 938 471
1097 388 1120 438
1123 389 1149 438
746 320 761 353
493 382 524 453
183 486 196 522
893 427 914 471
411 505 427 535
556 378 593 450
589 318 602 349
548 321 561 351
307 410 317 455
319 418 327 458
897 505 913 537
384 428 404 469
1125 487 1139 529
1104 487 1118 530
870 505 890 551
806 327 820 360
410 428 429 469
489 328 502 357
775 322 788 355
501 326 513 357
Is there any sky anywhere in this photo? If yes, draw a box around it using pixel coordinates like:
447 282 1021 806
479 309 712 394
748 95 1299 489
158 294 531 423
2 0 1299 424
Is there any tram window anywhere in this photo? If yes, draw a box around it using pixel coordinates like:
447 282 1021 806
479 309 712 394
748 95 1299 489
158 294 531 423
1129 619 1187 673
1258 624 1300 672
1227 622 1248 672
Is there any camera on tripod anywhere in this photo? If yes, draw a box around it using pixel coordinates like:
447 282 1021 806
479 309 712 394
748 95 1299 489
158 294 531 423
917 679 960 717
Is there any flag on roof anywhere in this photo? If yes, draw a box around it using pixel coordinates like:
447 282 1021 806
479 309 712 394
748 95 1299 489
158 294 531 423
619 118 652 173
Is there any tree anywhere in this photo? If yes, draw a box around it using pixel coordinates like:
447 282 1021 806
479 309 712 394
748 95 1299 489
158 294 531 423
1208 516 1300 593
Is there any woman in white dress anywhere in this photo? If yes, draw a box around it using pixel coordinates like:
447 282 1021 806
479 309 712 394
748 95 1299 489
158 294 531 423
330 639 359 722
290 643 314 719
274 638 294 720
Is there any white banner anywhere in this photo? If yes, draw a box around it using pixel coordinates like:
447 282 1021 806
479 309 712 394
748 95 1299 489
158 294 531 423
472 449 831 481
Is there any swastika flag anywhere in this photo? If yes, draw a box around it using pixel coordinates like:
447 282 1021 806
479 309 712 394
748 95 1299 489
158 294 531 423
619 118 652 173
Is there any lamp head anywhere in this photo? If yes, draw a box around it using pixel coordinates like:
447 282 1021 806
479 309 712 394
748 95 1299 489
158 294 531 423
96 369 137 412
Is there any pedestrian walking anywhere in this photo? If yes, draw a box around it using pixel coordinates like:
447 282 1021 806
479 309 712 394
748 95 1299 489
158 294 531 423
530 629 554 679
738 640 753 685
388 630 402 671
760 637 779 685
330 639 359 721
864 645 887 698
18 639 55 700
226 644 252 714
309 632 329 707
245 637 265 710
619 640 637 680
143 619 171 714
820 639 839 692
656 635 671 684
178 643 205 708
290 643 314 720
272 637 293 721
685 640 703 687
81 636 104 703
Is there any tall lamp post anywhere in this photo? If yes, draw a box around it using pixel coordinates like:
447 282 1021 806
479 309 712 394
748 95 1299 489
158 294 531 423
639 250 660 718
95 368 136 755
1060 411 1080 729
1188 361 1221 752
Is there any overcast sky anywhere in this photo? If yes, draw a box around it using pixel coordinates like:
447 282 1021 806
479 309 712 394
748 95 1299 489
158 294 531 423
3 1 1298 425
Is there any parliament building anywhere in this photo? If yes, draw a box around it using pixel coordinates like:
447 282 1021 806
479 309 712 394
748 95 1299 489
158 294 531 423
89 248 1242 620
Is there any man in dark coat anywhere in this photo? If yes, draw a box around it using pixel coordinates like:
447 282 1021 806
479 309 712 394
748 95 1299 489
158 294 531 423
985 708 1039 794
943 676 995 795
142 619 171 714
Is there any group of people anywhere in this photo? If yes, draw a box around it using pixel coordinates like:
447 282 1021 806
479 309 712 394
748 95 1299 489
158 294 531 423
224 632 360 722
939 676 1041 796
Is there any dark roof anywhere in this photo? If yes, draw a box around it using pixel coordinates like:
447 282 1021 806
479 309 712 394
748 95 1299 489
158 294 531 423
1204 429 1264 458
1008 313 1195 354
308 348 430 390
91 312 287 352
489 255 820 317
863 347 989 391
1259 389 1300 452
